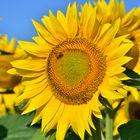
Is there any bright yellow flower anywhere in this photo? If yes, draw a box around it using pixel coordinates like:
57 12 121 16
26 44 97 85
0 85 23 116
0 35 23 116
95 0 140 107
9 3 133 140
0 34 16 53
95 0 140 72
113 93 140 135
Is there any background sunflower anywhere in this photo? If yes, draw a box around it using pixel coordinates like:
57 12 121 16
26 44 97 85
114 93 140 135
0 35 23 116
95 0 140 73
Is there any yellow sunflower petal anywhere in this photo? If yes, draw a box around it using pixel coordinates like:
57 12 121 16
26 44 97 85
44 103 65 133
97 18 120 49
127 86 140 101
107 56 132 67
32 20 58 45
11 59 45 71
42 11 67 41
42 97 61 130
18 41 51 57
104 35 129 54
15 79 47 105
31 105 45 125
22 74 47 86
66 2 78 38
22 88 52 114
100 86 125 99
57 10 69 35
32 36 53 49
121 9 135 26
56 105 70 140
8 68 45 78
107 39 133 61
7 38 16 53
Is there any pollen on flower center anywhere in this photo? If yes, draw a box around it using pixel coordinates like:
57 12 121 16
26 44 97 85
56 50 90 86
47 38 106 105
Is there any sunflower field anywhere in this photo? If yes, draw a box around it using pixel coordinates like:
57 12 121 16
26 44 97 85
0 0 140 140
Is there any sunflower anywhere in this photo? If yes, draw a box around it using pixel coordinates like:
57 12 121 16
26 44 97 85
9 3 133 140
0 35 23 116
113 93 140 135
95 0 140 73
95 0 140 106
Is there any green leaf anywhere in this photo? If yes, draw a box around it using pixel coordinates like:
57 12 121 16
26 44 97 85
45 130 56 140
122 67 140 90
99 95 112 110
124 67 140 80
45 131 56 140
65 131 81 140
0 114 55 140
122 80 140 90
113 135 121 140
64 129 91 140
118 120 140 140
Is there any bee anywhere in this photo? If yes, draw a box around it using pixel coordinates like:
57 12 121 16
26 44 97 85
55 52 64 59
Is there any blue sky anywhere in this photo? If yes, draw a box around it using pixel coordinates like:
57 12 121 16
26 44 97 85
0 0 140 41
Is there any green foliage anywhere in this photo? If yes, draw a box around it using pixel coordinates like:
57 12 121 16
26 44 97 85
65 130 81 140
118 120 140 140
0 114 55 140
123 67 140 90
124 67 140 80
99 95 112 110
0 114 89 140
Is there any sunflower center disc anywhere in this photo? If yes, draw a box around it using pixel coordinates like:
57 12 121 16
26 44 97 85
56 51 90 86
0 55 21 89
129 102 140 119
47 38 106 105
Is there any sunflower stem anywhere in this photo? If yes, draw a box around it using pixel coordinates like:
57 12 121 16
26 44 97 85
105 110 113 140
91 116 102 140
